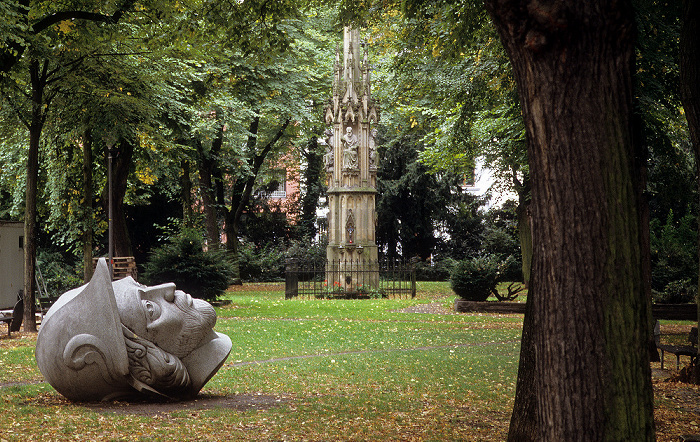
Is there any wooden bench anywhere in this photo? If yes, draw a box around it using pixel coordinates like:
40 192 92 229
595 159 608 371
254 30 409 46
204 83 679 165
654 321 698 370
0 313 13 337
92 256 138 281
1 299 23 337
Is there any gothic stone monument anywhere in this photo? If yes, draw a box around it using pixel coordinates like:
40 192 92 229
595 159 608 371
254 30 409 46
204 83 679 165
324 27 380 293
35 258 231 401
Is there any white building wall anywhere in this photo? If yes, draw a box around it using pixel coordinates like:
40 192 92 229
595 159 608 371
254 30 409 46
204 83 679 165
463 158 518 209
0 221 24 309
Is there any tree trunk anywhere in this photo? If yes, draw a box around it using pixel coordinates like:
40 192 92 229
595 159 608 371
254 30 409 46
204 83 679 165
181 160 194 229
514 172 532 286
225 116 289 282
299 135 324 239
196 139 221 247
679 0 700 383
82 129 94 282
22 59 49 332
507 289 537 441
486 1 655 440
103 138 134 257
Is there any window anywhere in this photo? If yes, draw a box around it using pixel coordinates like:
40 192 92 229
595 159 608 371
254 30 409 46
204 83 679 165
267 169 287 198
256 169 287 199
19 235 24 249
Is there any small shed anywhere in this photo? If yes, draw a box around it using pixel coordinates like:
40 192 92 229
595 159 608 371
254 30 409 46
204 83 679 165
0 221 24 309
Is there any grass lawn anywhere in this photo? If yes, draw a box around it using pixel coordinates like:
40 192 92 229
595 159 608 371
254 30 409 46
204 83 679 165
0 281 698 441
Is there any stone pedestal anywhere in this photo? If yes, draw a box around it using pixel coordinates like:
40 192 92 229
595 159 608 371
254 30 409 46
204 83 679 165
324 27 380 293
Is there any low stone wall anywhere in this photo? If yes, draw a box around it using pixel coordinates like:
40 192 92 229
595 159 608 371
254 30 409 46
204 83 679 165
453 299 525 314
652 304 698 321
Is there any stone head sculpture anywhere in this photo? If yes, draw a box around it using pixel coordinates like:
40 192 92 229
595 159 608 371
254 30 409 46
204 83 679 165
35 258 231 402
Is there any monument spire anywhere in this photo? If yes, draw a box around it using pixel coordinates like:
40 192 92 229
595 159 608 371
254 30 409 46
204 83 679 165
324 27 380 293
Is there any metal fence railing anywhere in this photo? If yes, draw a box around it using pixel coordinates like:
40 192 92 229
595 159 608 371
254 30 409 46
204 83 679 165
285 258 416 299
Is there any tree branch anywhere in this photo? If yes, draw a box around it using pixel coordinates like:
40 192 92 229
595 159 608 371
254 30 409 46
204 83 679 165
1 0 137 74
234 118 291 225
31 0 138 34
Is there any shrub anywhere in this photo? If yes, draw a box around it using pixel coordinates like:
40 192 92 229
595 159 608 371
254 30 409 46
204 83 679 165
36 250 82 297
142 230 235 302
650 210 697 292
285 237 327 266
450 255 501 302
652 279 698 304
414 257 455 281
238 240 286 282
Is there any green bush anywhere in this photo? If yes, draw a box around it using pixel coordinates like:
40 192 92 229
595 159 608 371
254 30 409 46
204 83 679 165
142 230 235 302
36 250 82 297
414 257 455 281
238 240 286 282
450 255 501 302
650 210 697 292
285 237 327 266
652 279 698 304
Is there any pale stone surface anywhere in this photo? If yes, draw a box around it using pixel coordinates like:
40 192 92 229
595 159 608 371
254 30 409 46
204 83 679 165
324 26 380 290
35 258 231 402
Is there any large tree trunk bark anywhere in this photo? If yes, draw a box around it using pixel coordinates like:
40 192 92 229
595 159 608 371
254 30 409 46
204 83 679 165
514 171 532 286
507 290 537 441
679 0 700 382
82 129 94 282
487 1 655 440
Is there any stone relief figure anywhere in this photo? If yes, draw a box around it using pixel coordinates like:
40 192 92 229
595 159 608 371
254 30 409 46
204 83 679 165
35 258 231 402
323 128 334 171
368 127 377 168
342 126 359 169
346 209 356 244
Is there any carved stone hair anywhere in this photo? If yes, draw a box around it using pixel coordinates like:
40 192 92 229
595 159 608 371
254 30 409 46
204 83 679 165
122 326 191 397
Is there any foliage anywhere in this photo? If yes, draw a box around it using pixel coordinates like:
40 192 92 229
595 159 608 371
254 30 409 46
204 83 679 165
376 131 466 260
365 2 527 197
481 201 522 281
413 257 455 282
653 278 698 305
142 229 234 302
297 134 326 239
36 250 82 297
450 254 522 302
240 197 299 246
237 240 287 282
650 210 698 295
238 235 329 283
450 255 502 302
285 236 328 266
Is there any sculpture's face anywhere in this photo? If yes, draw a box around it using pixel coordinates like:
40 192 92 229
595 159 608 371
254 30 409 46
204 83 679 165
114 279 217 359
346 126 352 134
